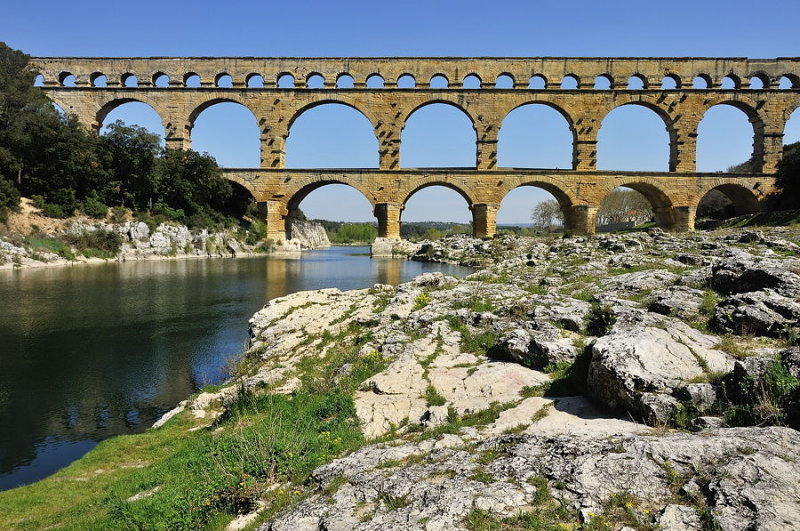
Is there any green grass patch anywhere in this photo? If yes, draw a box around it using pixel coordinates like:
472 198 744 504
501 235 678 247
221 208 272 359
425 384 447 407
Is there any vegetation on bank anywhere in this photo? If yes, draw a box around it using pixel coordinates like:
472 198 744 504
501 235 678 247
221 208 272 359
0 43 256 233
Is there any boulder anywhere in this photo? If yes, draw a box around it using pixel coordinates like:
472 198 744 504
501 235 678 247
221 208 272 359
588 316 732 424
710 290 800 337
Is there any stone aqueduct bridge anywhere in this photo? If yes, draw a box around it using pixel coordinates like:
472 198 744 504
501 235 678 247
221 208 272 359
33 56 800 240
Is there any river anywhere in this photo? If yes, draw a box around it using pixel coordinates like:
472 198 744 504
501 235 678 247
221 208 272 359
0 247 470 491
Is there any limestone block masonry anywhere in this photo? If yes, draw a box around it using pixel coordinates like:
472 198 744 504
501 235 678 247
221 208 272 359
32 56 800 239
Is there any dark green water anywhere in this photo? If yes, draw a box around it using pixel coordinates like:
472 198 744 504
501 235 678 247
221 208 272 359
0 247 469 491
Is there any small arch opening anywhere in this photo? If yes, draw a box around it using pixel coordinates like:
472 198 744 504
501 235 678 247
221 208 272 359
122 73 138 88
397 74 416 88
277 73 295 88
529 75 546 89
596 186 656 231
336 74 354 88
430 74 448 89
627 74 646 89
153 73 169 88
33 74 44 87
495 74 514 89
661 75 679 89
693 75 711 89
366 74 384 88
721 75 740 89
594 75 612 89
59 72 76 87
184 73 201 88
463 74 481 89
216 73 233 88
780 75 799 89
749 74 768 89
561 75 579 89
246 74 264 88
91 73 107 87
306 74 325 89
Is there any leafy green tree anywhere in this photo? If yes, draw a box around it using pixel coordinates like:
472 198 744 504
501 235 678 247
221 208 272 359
100 121 162 209
153 149 232 226
0 174 20 222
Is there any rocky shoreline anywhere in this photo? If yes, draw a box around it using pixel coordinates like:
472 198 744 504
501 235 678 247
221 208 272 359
158 226 800 530
0 217 332 270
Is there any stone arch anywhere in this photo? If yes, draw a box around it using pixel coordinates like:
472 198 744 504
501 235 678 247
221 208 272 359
661 74 681 89
561 74 579 89
224 173 259 201
598 101 677 171
152 72 169 87
463 74 481 89
595 74 613 89
336 73 355 88
749 72 770 89
401 101 477 168
365 73 384 88
184 72 201 87
722 74 741 89
90 72 107 87
780 74 800 89
497 102 576 169
305 72 325 88
188 97 257 125
285 101 380 168
286 178 377 214
696 182 761 219
215 72 233 88
627 74 647 89
430 74 449 88
400 180 476 208
697 99 764 172
597 181 676 230
97 97 165 130
495 73 515 89
246 73 264 88
189 99 260 167
286 98 380 134
402 100 476 131
500 181 575 209
693 74 713 89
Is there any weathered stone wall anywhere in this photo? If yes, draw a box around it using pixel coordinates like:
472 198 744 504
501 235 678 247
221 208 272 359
32 56 800 238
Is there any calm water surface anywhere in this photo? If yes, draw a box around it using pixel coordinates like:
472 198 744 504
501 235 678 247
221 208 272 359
0 247 470 491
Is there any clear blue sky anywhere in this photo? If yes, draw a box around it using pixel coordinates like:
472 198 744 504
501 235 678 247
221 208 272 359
4 0 799 223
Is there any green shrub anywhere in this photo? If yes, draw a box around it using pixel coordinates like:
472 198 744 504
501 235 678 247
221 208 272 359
41 202 67 218
81 192 108 219
65 229 122 256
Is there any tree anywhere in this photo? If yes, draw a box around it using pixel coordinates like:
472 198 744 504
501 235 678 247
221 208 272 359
100 121 162 209
597 189 653 226
530 199 563 231
776 141 800 209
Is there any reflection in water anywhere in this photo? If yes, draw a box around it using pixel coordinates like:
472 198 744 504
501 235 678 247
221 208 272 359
0 248 469 490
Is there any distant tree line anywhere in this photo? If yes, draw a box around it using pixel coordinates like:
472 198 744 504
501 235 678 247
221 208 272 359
0 43 251 228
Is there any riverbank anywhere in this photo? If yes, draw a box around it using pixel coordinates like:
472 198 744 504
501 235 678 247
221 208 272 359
1 227 799 529
0 199 332 270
